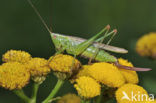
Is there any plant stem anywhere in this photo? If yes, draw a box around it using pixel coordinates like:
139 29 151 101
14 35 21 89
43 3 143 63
96 94 103 103
81 99 90 103
42 79 64 103
86 100 91 103
13 89 31 103
81 99 86 103
30 82 40 103
96 87 106 103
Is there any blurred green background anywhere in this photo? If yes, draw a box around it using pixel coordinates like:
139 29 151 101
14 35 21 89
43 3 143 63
0 0 156 102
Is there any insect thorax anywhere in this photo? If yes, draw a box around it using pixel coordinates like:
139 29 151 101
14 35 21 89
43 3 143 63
51 33 79 54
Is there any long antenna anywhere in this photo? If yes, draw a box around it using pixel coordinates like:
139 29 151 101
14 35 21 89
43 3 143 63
27 0 52 33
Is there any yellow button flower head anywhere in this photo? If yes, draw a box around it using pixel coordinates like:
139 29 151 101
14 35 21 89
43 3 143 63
49 54 81 74
118 58 139 84
26 58 50 76
2 50 32 64
0 62 30 90
116 84 148 103
74 76 101 99
57 93 81 103
88 62 125 88
142 99 156 103
150 100 156 103
70 65 91 83
76 65 91 78
136 33 156 59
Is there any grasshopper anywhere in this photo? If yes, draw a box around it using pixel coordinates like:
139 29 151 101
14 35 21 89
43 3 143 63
27 0 151 71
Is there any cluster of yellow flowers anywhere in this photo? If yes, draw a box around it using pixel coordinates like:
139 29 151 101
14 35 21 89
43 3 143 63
48 53 155 102
0 49 154 103
72 58 140 100
136 32 156 59
50 53 155 103
0 50 82 90
0 50 51 90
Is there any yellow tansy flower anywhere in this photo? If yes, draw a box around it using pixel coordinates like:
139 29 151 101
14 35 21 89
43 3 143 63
136 33 156 59
115 84 148 103
88 62 125 88
49 54 81 74
150 100 156 103
57 93 81 103
76 65 91 78
70 65 91 83
118 58 139 84
26 58 50 76
142 99 156 103
2 50 32 64
74 76 101 99
0 62 30 90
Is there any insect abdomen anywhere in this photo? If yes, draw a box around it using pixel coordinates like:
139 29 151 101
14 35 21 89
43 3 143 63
81 46 117 62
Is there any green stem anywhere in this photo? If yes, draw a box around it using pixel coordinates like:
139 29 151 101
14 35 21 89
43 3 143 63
81 99 90 103
96 94 103 103
81 99 86 103
86 100 91 103
30 83 40 103
96 87 106 103
42 79 64 103
13 89 30 103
